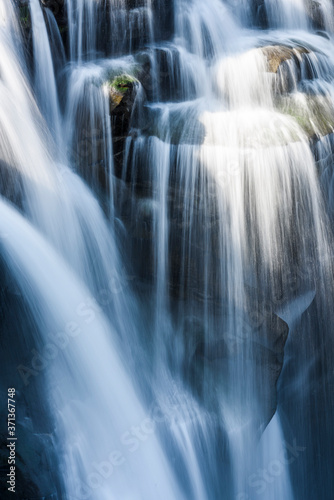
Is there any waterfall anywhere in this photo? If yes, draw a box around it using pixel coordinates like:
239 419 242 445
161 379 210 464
66 0 99 62
1 0 334 498
0 196 187 500
29 0 62 145
263 0 308 29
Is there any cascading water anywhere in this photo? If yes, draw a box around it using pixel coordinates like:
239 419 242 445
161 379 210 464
1 0 334 499
263 0 308 29
29 0 62 145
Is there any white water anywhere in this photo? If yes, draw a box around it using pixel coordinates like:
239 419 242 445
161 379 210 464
1 0 334 498
29 0 62 145
0 197 184 500
67 0 98 62
264 0 308 29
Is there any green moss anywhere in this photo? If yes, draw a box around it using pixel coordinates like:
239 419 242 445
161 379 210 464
19 5 30 28
276 95 334 139
108 74 137 94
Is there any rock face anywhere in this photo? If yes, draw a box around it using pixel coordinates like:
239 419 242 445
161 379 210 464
278 94 334 140
0 262 61 498
261 45 310 74
107 74 140 177
67 73 140 198
17 0 67 50
252 0 269 28
10 0 334 447
40 0 64 16
0 160 24 207
308 0 326 30
260 44 334 140
108 74 139 111
16 0 65 21
0 423 59 499
193 304 290 432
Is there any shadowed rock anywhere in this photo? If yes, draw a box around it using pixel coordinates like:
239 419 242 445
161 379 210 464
193 303 289 432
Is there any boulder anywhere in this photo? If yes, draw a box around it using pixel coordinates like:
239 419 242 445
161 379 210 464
0 422 59 499
189 299 289 433
17 1 33 46
252 0 268 28
108 74 139 111
0 262 61 498
307 0 326 30
261 45 309 74
107 74 140 177
260 44 334 140
277 94 334 140
40 0 64 17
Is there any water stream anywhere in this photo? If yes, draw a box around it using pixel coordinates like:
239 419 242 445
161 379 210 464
1 0 334 498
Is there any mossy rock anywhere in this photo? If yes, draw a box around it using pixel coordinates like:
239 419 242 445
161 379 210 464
108 88 125 111
19 4 31 29
277 94 334 139
108 74 138 94
106 73 139 110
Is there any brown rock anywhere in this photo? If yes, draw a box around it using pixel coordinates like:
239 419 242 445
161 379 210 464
261 45 309 73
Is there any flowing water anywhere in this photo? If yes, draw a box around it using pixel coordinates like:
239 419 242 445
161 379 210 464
1 0 334 499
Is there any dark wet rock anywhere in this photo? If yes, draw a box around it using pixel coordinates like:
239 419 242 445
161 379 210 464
16 0 33 51
135 51 155 99
152 0 174 41
40 0 64 17
252 0 268 28
107 75 140 178
136 47 190 103
0 262 61 499
103 0 173 56
308 0 326 30
0 160 24 208
193 302 289 432
0 422 59 499
67 72 140 198
17 1 30 27
142 105 205 146
16 0 66 55
119 0 174 42
41 1 68 50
